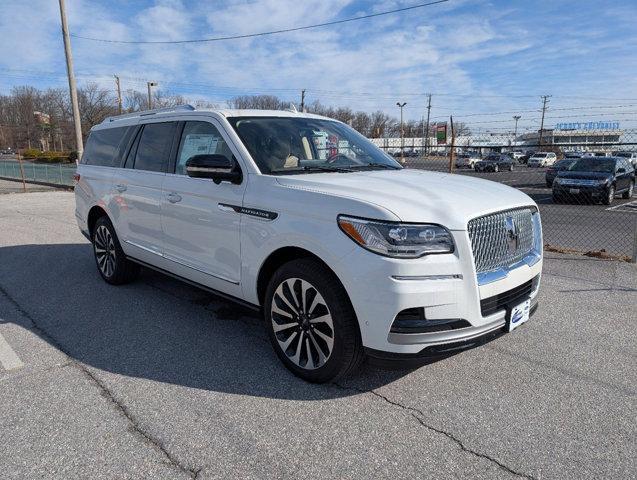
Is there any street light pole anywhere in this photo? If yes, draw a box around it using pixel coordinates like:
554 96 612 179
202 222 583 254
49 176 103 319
396 102 407 164
147 81 158 110
513 115 521 138
58 0 83 162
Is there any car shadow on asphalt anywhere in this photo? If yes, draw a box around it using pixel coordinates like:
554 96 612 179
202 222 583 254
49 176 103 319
0 243 488 400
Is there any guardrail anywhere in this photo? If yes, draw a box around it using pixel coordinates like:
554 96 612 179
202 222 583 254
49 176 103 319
0 159 76 187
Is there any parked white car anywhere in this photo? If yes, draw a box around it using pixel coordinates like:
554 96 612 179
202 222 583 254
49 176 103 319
75 106 543 382
455 152 481 169
528 152 557 167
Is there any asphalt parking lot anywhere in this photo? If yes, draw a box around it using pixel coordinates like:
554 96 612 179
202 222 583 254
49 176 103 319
0 191 635 479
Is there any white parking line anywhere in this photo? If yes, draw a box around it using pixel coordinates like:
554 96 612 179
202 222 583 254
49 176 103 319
606 200 637 212
0 332 24 371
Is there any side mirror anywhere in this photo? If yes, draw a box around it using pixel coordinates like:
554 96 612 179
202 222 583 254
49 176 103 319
617 168 626 174
185 154 242 184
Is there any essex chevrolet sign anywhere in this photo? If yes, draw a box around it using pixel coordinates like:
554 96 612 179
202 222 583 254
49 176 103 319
555 121 620 131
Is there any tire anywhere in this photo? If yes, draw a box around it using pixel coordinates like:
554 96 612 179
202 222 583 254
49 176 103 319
603 185 615 205
546 181 553 188
509 164 513 172
552 193 563 204
264 258 364 383
494 164 499 173
622 181 634 199
92 216 140 285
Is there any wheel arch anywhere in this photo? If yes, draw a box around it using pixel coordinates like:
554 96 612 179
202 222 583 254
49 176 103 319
87 205 110 238
256 246 348 308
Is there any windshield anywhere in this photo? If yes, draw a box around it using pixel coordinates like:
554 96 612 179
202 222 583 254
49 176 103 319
533 153 548 158
570 158 616 173
228 116 402 174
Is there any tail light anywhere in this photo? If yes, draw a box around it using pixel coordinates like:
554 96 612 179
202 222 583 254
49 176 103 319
73 173 80 183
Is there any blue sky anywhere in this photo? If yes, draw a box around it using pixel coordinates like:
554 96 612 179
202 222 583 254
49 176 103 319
1 0 636 131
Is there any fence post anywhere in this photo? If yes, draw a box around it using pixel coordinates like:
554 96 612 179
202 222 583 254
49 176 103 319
45 163 48 182
632 218 637 264
59 163 63 184
18 155 27 192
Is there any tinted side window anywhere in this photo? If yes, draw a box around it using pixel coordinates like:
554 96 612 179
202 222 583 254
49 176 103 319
175 121 233 175
134 122 177 172
82 127 128 166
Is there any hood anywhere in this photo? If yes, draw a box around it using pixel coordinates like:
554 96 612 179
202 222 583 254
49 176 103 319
275 169 535 230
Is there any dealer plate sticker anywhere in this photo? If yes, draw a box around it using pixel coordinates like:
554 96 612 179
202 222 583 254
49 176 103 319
508 299 531 332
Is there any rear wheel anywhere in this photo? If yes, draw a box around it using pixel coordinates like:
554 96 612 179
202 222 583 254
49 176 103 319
603 185 615 205
494 164 499 173
92 216 140 285
264 258 364 383
622 181 634 199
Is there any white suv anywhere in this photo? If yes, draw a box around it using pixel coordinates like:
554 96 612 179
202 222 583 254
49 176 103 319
75 106 542 382
528 152 557 167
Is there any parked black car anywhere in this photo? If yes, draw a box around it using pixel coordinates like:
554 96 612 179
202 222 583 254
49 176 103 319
552 157 635 205
545 158 577 187
474 154 513 172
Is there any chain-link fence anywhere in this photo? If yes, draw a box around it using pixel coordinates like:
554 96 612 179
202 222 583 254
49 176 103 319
0 157 76 187
372 128 637 261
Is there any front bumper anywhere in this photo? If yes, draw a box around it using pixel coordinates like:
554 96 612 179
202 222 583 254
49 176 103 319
553 183 608 197
333 230 542 355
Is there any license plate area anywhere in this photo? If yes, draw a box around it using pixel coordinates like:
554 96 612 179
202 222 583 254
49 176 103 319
569 188 580 194
507 298 531 332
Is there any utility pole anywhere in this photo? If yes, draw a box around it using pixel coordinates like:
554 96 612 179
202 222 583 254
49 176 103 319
396 102 407 164
424 93 432 155
115 75 122 114
448 116 456 173
300 89 306 112
58 0 83 162
513 115 521 138
538 95 551 151
147 81 158 110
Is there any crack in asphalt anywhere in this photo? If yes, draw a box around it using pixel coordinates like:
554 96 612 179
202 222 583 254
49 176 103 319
0 283 203 479
332 382 537 480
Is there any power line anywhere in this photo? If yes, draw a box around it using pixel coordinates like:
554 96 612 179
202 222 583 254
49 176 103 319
69 0 449 44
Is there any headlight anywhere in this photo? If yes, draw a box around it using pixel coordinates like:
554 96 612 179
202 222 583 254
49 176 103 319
553 178 561 185
338 215 454 258
598 178 609 185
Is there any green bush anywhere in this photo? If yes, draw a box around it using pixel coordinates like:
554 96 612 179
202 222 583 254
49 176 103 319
22 148 42 158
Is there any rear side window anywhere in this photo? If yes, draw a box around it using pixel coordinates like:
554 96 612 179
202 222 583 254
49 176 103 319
133 122 177 173
82 127 128 166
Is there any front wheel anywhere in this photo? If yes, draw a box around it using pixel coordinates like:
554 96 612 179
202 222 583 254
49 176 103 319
264 258 364 383
494 164 499 173
603 185 615 205
622 181 634 199
509 164 514 172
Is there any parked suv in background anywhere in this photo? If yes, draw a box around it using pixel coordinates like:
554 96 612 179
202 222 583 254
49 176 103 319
455 152 481 169
528 152 557 168
545 158 577 187
552 157 635 205
75 106 543 382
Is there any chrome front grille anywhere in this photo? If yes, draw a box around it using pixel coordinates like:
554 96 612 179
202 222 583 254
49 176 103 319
468 208 535 274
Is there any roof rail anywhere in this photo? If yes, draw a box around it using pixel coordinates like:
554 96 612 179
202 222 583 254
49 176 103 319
106 104 196 123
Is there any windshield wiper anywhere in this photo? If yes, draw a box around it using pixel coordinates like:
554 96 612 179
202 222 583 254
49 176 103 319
351 162 402 170
271 165 354 174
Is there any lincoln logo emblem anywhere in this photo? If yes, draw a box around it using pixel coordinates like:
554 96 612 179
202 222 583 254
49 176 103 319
505 216 519 253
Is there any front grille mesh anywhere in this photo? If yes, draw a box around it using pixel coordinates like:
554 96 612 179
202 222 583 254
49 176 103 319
468 208 535 273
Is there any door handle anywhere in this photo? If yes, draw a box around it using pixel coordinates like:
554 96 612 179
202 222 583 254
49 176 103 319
115 184 127 193
167 192 182 203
